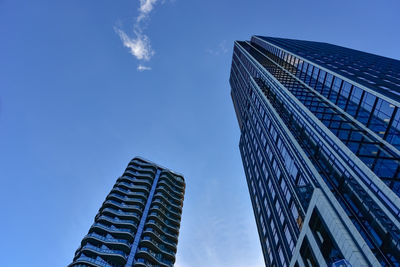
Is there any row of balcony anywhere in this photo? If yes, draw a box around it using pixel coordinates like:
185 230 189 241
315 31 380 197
107 192 145 205
148 211 179 231
111 186 148 199
154 193 182 211
124 170 154 180
158 174 184 190
118 175 152 187
151 204 181 224
152 198 181 217
129 158 157 170
126 163 156 175
147 220 178 240
84 232 131 247
97 214 137 228
157 184 182 203
103 199 143 212
92 222 135 237
143 228 177 247
73 243 127 266
141 236 175 257
80 243 126 258
134 247 173 267
116 181 150 193
101 207 140 220
159 173 185 191
71 253 116 267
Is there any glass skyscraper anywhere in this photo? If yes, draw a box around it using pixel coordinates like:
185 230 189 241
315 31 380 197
230 36 400 266
69 157 185 267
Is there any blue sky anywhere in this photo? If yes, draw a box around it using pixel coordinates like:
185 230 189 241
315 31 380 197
1 0 400 266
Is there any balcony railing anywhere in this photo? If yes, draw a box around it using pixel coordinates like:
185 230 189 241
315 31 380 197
80 243 127 258
104 200 143 211
92 223 133 235
137 247 172 266
85 232 130 246
98 215 136 226
107 193 145 205
101 207 140 218
143 228 176 246
142 236 175 255
112 187 148 198
72 254 115 267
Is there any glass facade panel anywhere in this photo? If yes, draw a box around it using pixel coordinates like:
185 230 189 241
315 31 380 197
231 36 400 266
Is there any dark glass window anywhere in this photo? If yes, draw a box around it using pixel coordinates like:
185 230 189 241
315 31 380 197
309 209 343 265
300 237 319 267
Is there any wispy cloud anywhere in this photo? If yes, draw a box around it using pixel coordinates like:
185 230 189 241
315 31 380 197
116 0 165 70
206 40 229 56
115 28 154 61
137 64 152 71
137 0 158 22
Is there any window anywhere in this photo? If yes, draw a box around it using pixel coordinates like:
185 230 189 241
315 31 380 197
255 196 260 213
260 216 266 235
309 209 343 264
278 245 287 267
259 180 265 197
361 92 376 112
266 238 274 262
332 77 342 92
291 203 299 224
300 237 319 267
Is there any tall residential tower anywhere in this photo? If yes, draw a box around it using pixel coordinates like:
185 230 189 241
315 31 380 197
230 36 400 266
69 157 185 267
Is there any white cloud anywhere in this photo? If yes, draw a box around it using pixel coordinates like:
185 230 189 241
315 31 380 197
116 0 166 70
138 0 158 22
137 64 152 71
116 28 154 61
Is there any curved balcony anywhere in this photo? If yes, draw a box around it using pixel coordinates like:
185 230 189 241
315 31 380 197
76 243 127 264
146 220 178 241
158 178 183 194
133 258 161 267
103 199 143 213
140 236 175 259
107 193 145 206
82 232 131 251
126 164 156 175
148 211 179 230
130 158 156 169
91 223 134 238
135 247 173 267
124 170 154 182
150 204 181 223
111 187 148 200
100 207 141 221
156 185 182 203
97 215 137 231
147 216 178 235
70 254 115 267
158 174 184 188
152 199 181 217
116 182 150 194
117 176 153 188
157 178 184 195
159 172 185 188
142 228 177 249
153 193 182 211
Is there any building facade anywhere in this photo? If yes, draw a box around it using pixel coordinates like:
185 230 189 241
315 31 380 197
69 157 185 267
230 36 400 266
